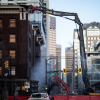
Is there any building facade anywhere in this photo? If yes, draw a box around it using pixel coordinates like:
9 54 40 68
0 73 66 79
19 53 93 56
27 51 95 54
48 16 56 71
42 0 50 58
86 40 100 86
73 22 100 93
49 16 56 57
0 5 44 95
0 5 29 79
65 47 73 92
56 44 61 78
0 0 43 5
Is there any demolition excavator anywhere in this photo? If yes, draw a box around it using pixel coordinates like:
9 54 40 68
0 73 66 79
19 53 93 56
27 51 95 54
25 5 96 95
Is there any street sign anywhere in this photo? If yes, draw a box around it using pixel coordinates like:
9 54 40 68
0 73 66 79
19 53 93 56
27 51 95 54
25 86 30 88
47 73 58 75
24 82 30 88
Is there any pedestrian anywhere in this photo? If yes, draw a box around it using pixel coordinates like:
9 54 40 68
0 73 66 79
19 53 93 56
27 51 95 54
14 95 19 100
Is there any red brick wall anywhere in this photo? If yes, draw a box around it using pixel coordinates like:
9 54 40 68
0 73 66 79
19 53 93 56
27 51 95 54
0 13 28 78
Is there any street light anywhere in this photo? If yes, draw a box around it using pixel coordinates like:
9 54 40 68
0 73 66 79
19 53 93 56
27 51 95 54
45 56 58 86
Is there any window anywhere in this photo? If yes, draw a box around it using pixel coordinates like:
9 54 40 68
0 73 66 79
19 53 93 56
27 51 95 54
0 67 2 76
88 41 90 44
91 41 93 44
97 37 99 40
91 37 93 40
0 19 2 27
9 50 16 58
0 34 2 42
9 66 16 76
88 37 90 40
44 20 46 22
43 15 46 18
0 50 2 59
43 3 46 6
9 19 16 27
9 34 16 42
11 66 16 75
94 37 96 40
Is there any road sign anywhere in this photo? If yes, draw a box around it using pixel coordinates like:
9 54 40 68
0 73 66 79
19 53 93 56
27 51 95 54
25 86 30 88
47 73 58 75
24 82 30 88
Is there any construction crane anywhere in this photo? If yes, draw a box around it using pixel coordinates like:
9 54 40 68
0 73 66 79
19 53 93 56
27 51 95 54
27 5 95 94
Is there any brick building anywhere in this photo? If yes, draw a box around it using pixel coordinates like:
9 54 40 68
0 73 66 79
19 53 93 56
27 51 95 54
0 5 44 95
0 5 29 79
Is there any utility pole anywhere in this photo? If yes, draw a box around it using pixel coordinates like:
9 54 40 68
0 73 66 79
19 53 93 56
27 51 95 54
9 56 12 80
56 56 58 71
9 56 13 95
45 59 47 85
2 73 8 100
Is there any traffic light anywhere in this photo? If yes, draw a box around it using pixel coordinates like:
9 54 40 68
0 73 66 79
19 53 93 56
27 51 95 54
5 60 9 69
45 85 48 93
63 68 66 75
78 68 82 75
72 90 74 93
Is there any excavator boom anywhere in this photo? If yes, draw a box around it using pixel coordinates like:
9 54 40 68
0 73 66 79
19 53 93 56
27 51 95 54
27 5 95 94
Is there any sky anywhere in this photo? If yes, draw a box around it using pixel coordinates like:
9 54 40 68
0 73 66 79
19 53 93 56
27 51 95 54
49 0 100 70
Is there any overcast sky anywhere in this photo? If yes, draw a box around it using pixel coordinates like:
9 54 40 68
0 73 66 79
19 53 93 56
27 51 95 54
49 0 100 69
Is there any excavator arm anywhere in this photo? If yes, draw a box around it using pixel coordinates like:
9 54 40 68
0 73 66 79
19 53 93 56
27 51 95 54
56 75 70 95
28 5 94 94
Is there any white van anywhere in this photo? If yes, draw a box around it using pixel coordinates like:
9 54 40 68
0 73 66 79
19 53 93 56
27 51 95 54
28 93 50 100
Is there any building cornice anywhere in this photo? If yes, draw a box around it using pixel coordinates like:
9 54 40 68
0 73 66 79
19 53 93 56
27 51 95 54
0 5 28 14
83 22 100 30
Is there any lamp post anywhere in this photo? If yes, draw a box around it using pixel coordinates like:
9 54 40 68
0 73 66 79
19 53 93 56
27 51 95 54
45 56 58 85
45 58 51 85
2 73 8 100
77 65 78 93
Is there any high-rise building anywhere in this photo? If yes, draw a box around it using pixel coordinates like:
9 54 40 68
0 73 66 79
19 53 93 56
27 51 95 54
49 16 56 57
73 22 100 93
43 0 49 37
48 16 56 71
56 44 61 78
65 47 73 92
43 0 50 58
